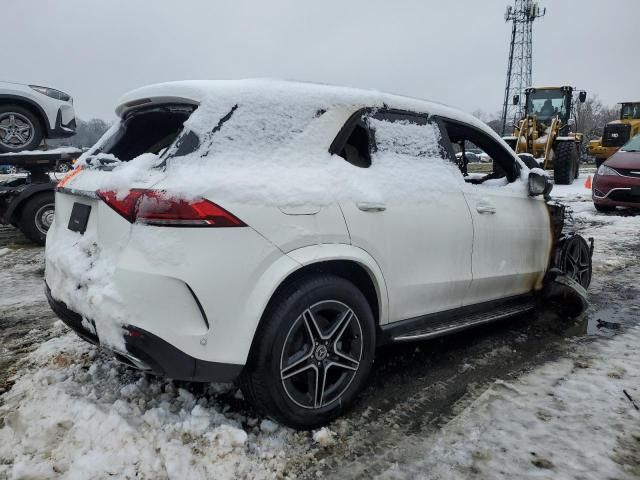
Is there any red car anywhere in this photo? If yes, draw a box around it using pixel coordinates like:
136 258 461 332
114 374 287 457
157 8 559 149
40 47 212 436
593 134 640 212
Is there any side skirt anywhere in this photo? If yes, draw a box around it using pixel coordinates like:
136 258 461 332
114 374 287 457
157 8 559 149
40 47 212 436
378 294 536 345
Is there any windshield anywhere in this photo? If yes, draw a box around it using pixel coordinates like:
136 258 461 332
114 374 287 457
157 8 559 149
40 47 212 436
620 103 640 120
621 133 640 152
526 89 567 120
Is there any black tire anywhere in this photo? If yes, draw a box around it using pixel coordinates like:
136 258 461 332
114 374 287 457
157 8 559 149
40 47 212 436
18 192 55 245
559 235 592 289
595 158 605 169
239 274 376 430
0 104 44 153
553 141 578 185
594 203 615 213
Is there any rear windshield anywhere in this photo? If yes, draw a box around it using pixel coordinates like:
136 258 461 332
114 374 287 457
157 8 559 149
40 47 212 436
84 98 324 168
164 98 322 162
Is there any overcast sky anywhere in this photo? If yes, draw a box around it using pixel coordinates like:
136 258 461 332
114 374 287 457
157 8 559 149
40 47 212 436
5 0 637 120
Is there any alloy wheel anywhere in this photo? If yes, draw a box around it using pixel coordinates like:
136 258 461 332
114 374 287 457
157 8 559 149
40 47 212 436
0 113 34 150
280 300 363 409
562 237 591 288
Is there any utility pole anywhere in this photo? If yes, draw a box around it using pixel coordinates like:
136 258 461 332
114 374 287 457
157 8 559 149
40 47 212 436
500 0 545 135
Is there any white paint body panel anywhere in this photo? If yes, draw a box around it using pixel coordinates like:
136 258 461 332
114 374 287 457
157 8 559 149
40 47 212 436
461 184 551 305
0 81 76 134
44 80 553 370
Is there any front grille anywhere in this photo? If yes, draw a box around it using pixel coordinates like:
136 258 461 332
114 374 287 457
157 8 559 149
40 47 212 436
602 124 631 147
608 189 640 203
613 167 640 179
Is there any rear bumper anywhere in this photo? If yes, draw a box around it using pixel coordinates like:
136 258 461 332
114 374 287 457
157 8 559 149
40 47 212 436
45 282 243 382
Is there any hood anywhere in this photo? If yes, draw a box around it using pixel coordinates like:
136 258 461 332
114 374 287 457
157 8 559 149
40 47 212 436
605 150 640 170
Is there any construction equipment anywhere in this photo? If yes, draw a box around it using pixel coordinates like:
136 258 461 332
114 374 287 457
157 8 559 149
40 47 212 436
503 85 586 185
587 102 640 167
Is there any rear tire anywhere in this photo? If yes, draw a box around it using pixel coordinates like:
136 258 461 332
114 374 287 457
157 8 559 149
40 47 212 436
0 105 44 153
239 274 376 430
18 192 55 245
553 141 578 185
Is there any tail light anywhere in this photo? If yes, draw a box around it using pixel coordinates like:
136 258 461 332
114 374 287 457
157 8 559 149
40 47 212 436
96 189 245 227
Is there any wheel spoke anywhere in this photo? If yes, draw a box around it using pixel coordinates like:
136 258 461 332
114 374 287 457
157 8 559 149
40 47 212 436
14 131 27 143
328 308 354 343
8 115 16 127
315 364 327 408
281 356 314 380
303 308 323 342
329 355 359 371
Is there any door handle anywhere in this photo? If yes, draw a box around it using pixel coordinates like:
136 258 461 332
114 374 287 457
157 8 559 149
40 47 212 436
475 204 496 214
357 202 386 212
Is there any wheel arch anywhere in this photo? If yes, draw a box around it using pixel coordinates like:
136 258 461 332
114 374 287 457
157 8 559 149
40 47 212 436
241 244 389 366
4 183 55 225
0 95 50 134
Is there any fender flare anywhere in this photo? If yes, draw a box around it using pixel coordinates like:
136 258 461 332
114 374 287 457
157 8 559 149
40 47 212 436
284 243 390 325
2 182 55 224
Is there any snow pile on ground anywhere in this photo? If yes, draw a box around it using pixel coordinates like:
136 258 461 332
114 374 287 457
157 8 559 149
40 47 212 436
0 326 303 479
386 325 640 480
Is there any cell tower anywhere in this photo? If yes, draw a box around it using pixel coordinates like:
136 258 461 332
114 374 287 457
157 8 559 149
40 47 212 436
500 0 545 135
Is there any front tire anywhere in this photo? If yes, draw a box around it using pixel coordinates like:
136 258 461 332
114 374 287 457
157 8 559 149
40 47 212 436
240 275 376 430
553 141 578 185
18 192 55 245
0 105 44 153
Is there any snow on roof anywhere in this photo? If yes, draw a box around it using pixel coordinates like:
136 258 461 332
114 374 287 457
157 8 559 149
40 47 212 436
115 78 493 137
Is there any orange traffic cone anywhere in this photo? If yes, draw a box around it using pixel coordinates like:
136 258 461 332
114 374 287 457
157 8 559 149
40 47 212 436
585 175 592 189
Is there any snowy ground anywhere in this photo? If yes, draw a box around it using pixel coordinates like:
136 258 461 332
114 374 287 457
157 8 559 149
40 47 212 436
1 172 639 479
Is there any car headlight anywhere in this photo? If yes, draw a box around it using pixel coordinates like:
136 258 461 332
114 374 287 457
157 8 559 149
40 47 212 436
597 165 619 176
29 85 71 102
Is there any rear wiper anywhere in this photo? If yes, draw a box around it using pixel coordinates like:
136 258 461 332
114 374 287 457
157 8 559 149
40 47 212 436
622 149 639 152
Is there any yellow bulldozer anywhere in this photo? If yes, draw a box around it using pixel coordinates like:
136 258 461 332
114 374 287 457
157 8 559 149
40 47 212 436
587 102 640 167
503 86 586 185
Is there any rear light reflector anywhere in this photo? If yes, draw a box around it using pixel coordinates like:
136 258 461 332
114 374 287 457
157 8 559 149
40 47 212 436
96 189 245 227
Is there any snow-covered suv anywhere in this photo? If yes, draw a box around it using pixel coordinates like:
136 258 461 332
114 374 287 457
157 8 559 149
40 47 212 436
0 81 76 152
44 80 591 429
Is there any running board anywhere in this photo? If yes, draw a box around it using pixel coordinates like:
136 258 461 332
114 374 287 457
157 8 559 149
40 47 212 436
390 298 536 343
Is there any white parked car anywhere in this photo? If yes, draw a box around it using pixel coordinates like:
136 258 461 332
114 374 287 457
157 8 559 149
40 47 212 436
0 81 76 153
44 80 591 429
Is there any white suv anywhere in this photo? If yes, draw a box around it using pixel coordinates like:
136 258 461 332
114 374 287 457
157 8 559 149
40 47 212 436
44 80 591 429
0 81 76 152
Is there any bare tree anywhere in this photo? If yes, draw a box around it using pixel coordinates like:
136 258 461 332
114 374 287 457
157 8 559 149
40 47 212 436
575 95 618 141
48 118 111 149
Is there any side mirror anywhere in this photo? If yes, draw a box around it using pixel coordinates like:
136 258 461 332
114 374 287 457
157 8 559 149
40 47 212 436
579 91 587 103
528 169 552 197
513 95 520 106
